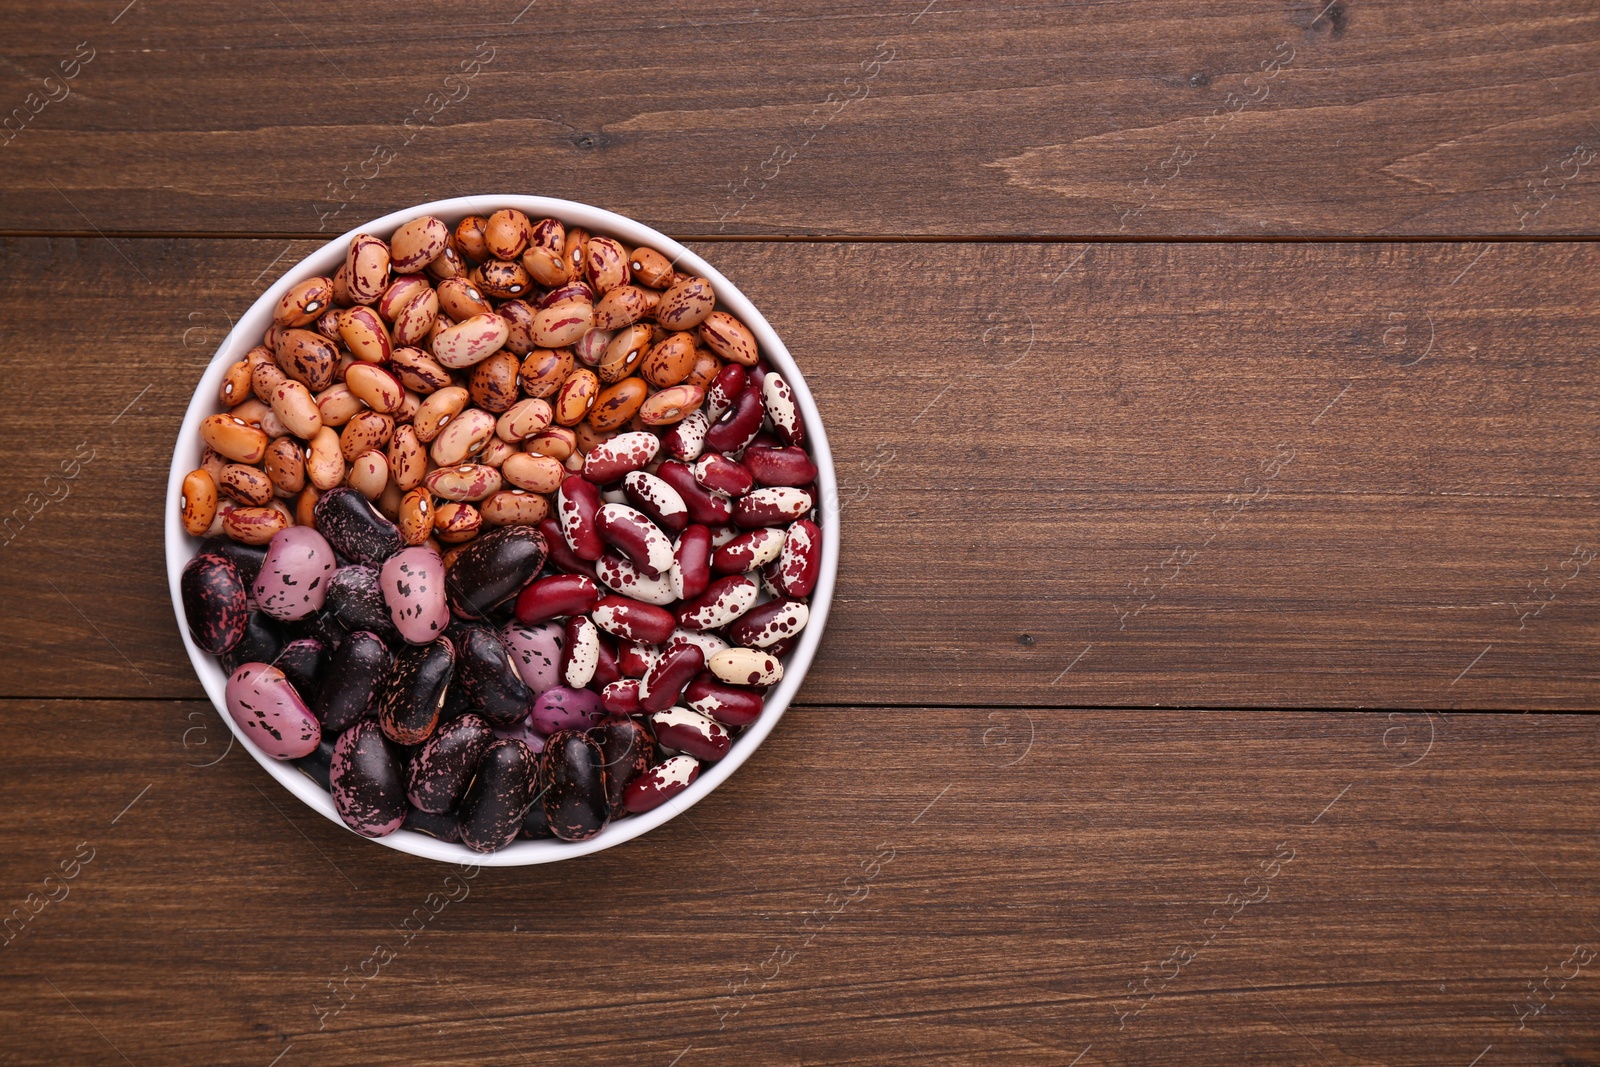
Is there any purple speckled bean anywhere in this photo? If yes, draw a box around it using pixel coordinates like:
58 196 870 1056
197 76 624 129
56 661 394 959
406 713 495 814
499 621 565 694
181 553 248 654
224 662 321 759
458 739 539 853
530 685 606 735
380 545 451 644
330 719 406 838
252 526 337 622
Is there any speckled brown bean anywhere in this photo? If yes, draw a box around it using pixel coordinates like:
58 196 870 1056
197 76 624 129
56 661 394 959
628 246 674 288
391 287 439 347
699 310 759 366
599 324 652 384
526 427 577 462
246 346 282 402
425 463 503 503
330 263 354 307
522 217 568 286
311 384 359 429
429 408 496 466
414 386 469 443
531 299 595 350
639 332 698 387
273 329 338 391
481 489 549 527
222 505 291 545
334 306 390 363
683 350 722 390
495 397 553 444
563 227 590 283
264 437 305 496
573 421 619 456
656 276 716 331
294 486 320 527
219 463 273 506
200 414 269 464
485 209 533 260
589 378 649 432
181 469 218 535
399 487 434 545
424 241 464 281
219 360 252 407
305 427 345 491
479 437 515 467
501 452 566 494
390 216 450 274
344 363 405 415
380 274 431 320
432 501 483 544
453 215 490 262
346 234 391 304
468 351 521 413
340 411 395 462
553 369 600 426
639 384 705 426
518 347 574 399
593 285 650 330
346 449 389 500
270 380 322 439
479 259 532 300
273 276 336 327
584 236 629 294
387 425 426 491
435 277 493 322
390 346 452 394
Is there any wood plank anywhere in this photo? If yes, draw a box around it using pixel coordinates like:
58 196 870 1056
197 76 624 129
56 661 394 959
2 1 1598 236
2 236 1597 706
1 701 1596 1064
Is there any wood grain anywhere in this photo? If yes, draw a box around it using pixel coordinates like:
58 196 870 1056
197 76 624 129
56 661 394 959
1 237 1595 707
1 1 1598 237
1 701 1596 1065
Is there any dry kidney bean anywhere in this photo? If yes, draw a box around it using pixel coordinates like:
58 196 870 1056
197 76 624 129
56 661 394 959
226 662 322 760
185 210 826 853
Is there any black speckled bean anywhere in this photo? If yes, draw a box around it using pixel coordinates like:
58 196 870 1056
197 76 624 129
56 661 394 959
220 610 287 674
276 637 327 697
313 486 404 565
540 730 609 842
520 798 555 839
379 637 455 745
293 735 337 791
459 739 539 853
181 553 248 654
198 535 268 586
402 807 462 842
455 626 533 728
589 716 652 818
315 631 392 733
406 712 495 814
285 609 348 652
330 719 407 838
445 525 548 619
325 564 395 636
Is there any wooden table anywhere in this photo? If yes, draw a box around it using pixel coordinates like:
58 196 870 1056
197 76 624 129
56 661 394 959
3 3 1598 1063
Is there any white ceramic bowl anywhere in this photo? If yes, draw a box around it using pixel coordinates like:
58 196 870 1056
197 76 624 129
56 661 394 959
166 195 838 865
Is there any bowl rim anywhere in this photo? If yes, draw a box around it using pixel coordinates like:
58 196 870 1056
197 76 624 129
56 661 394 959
165 194 839 866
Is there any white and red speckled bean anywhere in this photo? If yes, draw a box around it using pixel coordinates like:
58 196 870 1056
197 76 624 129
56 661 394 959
379 545 451 644
661 408 709 461
623 754 700 813
225 662 321 760
674 575 759 632
709 524 742 549
596 551 677 607
735 487 813 528
712 527 786 575
702 382 765 454
562 615 601 689
557 475 605 561
601 677 643 715
761 372 804 446
639 642 705 713
742 445 818 487
692 453 753 498
514 573 599 624
621 470 687 534
703 364 746 422
618 638 659 679
709 646 783 687
252 526 337 622
655 461 733 526
727 597 809 648
669 525 713 601
665 628 729 662
595 503 674 577
773 518 821 598
583 430 659 484
684 672 765 727
591 595 677 644
649 707 731 762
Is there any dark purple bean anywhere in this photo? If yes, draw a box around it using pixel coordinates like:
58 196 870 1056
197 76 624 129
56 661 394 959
459 739 539 852
314 631 391 733
181 553 248 654
445 525 549 619
220 610 287 674
313 486 404 565
403 807 461 843
589 716 652 818
293 735 336 791
379 637 454 745
330 720 407 838
406 713 495 814
454 625 533 728
325 564 395 636
519 798 555 839
540 729 609 842
198 535 268 586
276 637 326 697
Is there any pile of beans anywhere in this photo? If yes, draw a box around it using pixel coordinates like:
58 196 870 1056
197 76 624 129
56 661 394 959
178 210 821 852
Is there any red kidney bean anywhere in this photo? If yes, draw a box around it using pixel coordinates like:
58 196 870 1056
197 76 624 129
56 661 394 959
314 631 392 734
656 461 733 525
761 372 805 445
675 575 759 631
514 573 599 624
379 637 455 745
557 474 605 561
702 382 765 454
649 708 731 762
540 730 610 841
727 597 810 648
595 503 674 576
773 518 821 597
331 719 407 838
639 642 705 713
589 717 653 817
670 524 713 601
684 672 765 727
538 517 598 579
661 408 709 461
601 677 643 715
618 638 659 679
562 615 600 688
742 445 817 487
623 754 700 814
704 364 745 421
712 527 786 574
692 453 753 497
406 713 494 814
622 470 687 534
592 632 622 688
591 595 677 644
459 739 540 853
583 430 659 484
455 625 533 727
735 487 813 528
